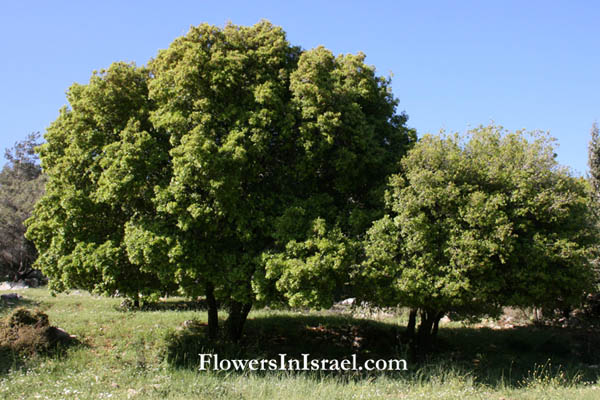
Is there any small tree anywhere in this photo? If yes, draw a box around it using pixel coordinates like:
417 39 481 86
362 126 597 351
0 133 45 282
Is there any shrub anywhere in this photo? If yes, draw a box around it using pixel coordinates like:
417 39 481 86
0 307 74 361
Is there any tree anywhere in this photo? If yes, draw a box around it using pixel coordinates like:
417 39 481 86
587 122 600 293
0 133 45 282
589 122 600 206
26 21 415 340
362 126 597 351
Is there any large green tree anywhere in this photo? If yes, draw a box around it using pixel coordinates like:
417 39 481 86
362 126 597 349
26 21 415 340
0 133 46 282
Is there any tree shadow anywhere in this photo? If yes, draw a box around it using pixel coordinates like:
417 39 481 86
164 314 404 374
164 312 600 387
114 298 212 312
436 325 600 386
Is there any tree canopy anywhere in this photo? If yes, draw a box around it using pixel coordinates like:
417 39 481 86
361 126 597 348
26 20 415 339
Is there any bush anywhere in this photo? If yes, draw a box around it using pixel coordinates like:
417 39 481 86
7 307 49 328
0 307 74 361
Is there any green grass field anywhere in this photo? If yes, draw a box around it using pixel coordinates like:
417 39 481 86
1 287 599 399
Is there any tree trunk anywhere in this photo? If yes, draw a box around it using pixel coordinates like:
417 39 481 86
405 308 417 339
225 300 252 341
417 310 434 344
414 309 440 354
205 282 219 340
431 311 444 338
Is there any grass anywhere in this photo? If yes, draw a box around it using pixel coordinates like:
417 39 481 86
0 287 598 399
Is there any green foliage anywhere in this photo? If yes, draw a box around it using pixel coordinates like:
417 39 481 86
587 122 600 282
25 21 415 337
260 219 361 308
254 43 415 309
25 62 174 300
588 122 600 206
362 126 597 320
0 133 45 281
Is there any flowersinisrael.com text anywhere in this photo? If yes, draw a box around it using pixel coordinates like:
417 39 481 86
198 354 408 372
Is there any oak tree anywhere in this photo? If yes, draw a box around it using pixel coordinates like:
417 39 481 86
26 21 415 340
362 126 597 350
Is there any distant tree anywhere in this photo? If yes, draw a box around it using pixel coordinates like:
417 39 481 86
26 21 415 340
362 126 597 351
587 122 600 292
0 133 45 281
589 122 600 206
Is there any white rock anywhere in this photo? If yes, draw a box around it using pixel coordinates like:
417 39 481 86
0 281 29 290
339 298 356 306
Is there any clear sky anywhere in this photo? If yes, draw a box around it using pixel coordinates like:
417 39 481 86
1 1 599 175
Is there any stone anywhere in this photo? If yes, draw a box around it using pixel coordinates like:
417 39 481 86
339 298 356 306
0 281 28 290
1 293 22 301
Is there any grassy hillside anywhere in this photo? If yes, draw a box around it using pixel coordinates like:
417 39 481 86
1 287 599 399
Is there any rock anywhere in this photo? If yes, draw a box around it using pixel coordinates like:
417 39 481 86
0 281 29 290
339 298 356 306
180 320 206 330
1 293 22 301
47 326 77 342
440 316 451 323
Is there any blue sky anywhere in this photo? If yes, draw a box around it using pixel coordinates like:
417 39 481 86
1 1 599 175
